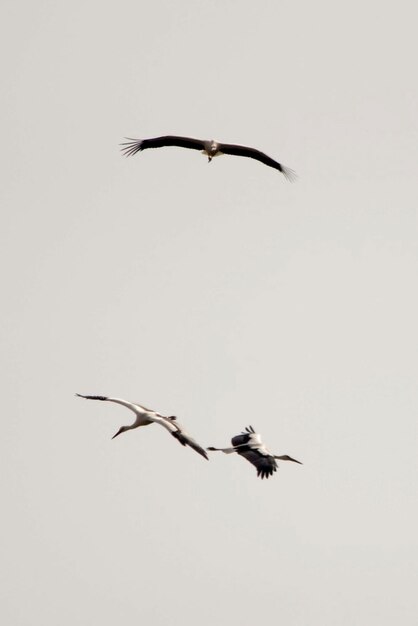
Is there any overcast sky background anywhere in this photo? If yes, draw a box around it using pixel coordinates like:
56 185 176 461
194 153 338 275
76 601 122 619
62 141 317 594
1 1 417 624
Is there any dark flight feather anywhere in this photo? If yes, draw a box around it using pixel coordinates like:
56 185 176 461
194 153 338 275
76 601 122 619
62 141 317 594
171 429 209 460
121 135 205 157
219 143 296 180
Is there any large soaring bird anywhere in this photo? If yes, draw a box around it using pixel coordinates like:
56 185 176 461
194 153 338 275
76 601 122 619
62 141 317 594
208 425 302 479
121 135 295 180
76 394 208 460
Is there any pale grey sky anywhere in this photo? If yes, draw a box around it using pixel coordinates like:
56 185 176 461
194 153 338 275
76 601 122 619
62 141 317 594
1 1 417 624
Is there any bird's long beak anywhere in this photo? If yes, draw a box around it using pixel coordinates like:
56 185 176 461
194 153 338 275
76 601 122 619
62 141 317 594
275 455 303 464
112 428 123 439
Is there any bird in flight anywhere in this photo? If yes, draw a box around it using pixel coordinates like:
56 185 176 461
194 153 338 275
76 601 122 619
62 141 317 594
208 425 302 479
120 135 295 180
76 394 208 460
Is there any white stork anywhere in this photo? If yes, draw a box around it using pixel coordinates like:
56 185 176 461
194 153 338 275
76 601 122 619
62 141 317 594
76 394 208 460
120 135 295 180
207 425 302 479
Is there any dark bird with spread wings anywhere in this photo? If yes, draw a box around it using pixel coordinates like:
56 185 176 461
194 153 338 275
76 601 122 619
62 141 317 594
76 394 208 460
208 425 302 479
121 135 295 180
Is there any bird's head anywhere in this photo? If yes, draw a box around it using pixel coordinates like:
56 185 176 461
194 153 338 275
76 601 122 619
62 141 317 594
274 454 303 464
167 415 177 421
112 425 129 439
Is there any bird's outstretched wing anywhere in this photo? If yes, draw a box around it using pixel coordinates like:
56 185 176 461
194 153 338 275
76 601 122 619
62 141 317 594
170 428 209 460
121 135 205 157
76 393 155 415
235 447 278 479
218 142 296 180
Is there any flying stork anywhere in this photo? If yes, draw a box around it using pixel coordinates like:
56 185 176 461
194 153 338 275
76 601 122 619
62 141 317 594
120 135 295 180
76 394 208 460
207 425 302 479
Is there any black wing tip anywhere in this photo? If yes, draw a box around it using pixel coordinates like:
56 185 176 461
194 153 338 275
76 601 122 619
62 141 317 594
191 445 209 460
257 467 277 479
256 459 278 479
280 165 297 182
193 443 210 460
172 430 208 460
120 138 143 157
